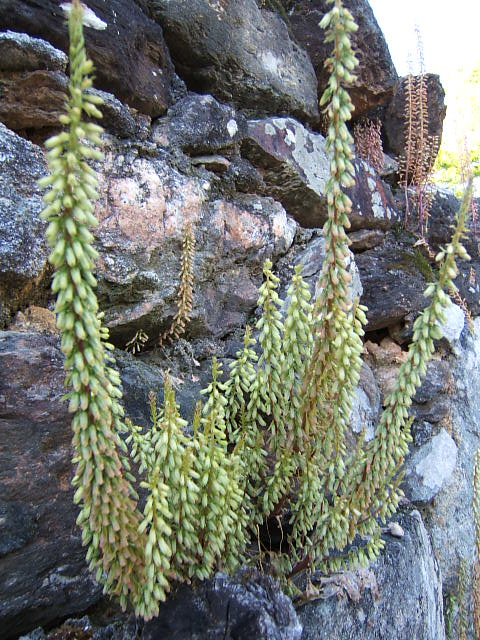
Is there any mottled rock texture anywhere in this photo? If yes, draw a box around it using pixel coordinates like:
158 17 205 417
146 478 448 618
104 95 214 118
0 0 176 116
0 124 49 327
298 510 445 640
146 0 319 123
93 145 295 345
242 118 400 229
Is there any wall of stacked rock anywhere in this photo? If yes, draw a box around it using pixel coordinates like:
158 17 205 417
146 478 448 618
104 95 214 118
0 1 478 639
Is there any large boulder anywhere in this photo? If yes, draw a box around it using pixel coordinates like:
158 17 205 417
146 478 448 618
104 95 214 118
241 117 400 229
92 145 296 345
145 0 319 123
0 0 176 117
298 510 445 640
288 0 398 122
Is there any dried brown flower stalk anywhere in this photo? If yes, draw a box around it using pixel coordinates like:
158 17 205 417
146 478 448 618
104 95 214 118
354 119 384 172
158 222 195 345
399 28 440 233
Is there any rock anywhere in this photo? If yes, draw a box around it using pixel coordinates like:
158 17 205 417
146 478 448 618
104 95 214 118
364 337 408 400
0 30 67 72
298 510 445 640
384 74 446 159
18 614 139 640
90 89 151 140
427 190 480 318
0 329 208 638
146 0 319 123
0 331 102 639
0 0 176 117
349 363 381 441
0 123 50 328
152 93 247 154
403 429 458 504
421 319 480 592
0 31 67 132
438 303 466 346
288 0 398 122
356 230 433 332
0 32 150 137
142 571 302 640
242 118 400 229
348 228 385 252
92 146 296 344
0 67 67 131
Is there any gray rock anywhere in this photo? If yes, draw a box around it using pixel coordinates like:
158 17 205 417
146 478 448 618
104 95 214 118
18 614 139 640
350 363 381 442
143 571 302 640
147 0 319 123
356 230 432 331
290 235 363 303
438 303 465 346
90 89 151 140
0 30 67 72
403 429 458 503
0 331 101 639
422 318 480 594
0 123 49 327
298 510 445 640
152 93 247 154
242 118 400 230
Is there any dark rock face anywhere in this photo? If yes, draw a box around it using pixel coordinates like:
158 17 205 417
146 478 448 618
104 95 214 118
0 329 205 639
0 124 50 327
0 331 101 640
0 31 68 132
427 190 480 317
143 571 302 640
288 0 398 121
298 510 445 640
355 230 431 332
0 0 176 117
147 0 319 123
384 73 446 159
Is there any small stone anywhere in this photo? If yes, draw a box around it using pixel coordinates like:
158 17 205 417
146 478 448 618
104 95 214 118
388 522 404 538
437 303 465 346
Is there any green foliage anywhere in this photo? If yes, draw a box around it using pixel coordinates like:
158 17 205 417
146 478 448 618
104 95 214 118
38 0 144 609
41 0 474 621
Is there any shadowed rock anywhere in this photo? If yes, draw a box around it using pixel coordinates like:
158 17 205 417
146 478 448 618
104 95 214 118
0 0 176 117
288 0 398 122
146 0 319 123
